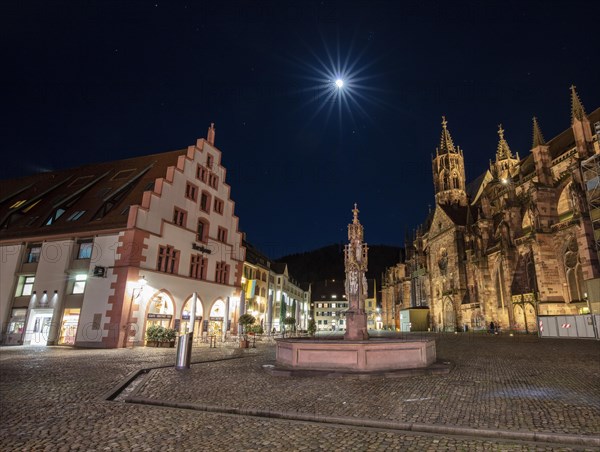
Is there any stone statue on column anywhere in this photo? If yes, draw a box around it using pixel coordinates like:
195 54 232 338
344 204 369 340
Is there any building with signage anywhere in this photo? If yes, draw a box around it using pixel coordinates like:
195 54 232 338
0 124 245 347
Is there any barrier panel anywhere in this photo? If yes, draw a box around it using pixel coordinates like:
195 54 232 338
539 314 598 339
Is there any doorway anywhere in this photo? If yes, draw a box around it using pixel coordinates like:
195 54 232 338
27 309 54 346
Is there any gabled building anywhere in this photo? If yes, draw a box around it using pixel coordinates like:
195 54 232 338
0 124 245 347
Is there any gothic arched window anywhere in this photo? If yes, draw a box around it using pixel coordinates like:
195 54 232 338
564 237 584 302
452 172 460 189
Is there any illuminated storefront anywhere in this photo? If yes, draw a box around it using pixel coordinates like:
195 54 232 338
207 299 226 336
145 294 173 332
5 308 27 345
181 297 203 340
58 308 80 345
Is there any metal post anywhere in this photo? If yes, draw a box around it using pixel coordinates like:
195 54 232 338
175 333 193 369
176 292 196 370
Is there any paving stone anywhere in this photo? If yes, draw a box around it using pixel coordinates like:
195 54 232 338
0 334 598 451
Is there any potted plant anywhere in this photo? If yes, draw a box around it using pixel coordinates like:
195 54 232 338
145 324 161 347
162 327 177 348
238 313 256 348
145 325 177 347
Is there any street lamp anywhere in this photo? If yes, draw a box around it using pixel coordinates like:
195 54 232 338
122 276 147 348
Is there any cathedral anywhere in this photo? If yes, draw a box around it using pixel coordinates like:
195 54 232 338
383 87 600 332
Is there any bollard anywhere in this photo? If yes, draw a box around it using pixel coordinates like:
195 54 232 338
175 332 193 369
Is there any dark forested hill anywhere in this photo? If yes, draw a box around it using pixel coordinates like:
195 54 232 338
277 243 404 287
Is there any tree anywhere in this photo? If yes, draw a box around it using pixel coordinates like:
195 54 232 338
307 318 317 337
291 300 297 329
238 313 256 341
284 317 296 335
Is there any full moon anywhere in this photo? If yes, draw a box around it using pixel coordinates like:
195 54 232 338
335 79 344 88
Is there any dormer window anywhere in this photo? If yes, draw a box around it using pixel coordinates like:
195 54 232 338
45 208 66 225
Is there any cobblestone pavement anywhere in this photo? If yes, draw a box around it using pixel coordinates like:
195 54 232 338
0 334 598 451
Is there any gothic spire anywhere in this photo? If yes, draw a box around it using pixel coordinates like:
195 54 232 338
570 85 587 122
496 124 513 160
352 203 359 224
438 116 457 154
532 116 546 148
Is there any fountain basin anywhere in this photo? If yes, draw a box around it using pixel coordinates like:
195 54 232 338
275 338 436 372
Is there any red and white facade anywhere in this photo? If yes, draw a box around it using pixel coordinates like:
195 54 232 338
0 124 245 348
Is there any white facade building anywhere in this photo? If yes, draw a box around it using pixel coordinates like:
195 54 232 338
0 124 245 347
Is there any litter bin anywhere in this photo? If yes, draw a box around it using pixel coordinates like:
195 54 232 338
175 332 193 369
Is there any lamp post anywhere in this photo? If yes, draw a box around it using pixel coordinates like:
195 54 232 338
122 276 146 348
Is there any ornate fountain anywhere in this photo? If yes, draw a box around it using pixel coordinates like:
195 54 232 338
275 205 437 373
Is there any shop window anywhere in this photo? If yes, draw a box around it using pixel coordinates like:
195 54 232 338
58 308 80 345
190 254 208 280
73 274 87 294
197 219 209 243
217 227 228 243
173 207 187 227
77 242 93 259
17 276 35 297
157 245 179 274
185 182 198 202
6 308 27 345
26 245 42 263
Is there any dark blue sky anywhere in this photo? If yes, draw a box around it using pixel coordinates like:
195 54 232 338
2 0 599 257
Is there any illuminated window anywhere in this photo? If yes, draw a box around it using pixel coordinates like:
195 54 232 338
26 245 41 263
10 200 27 209
73 274 87 294
18 276 35 296
78 242 93 259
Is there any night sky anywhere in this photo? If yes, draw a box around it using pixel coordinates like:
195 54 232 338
2 0 599 258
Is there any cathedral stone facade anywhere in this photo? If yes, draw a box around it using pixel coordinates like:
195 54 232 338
383 87 600 332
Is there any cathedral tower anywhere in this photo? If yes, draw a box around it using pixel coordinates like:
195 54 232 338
492 124 520 181
570 85 594 159
432 117 467 206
